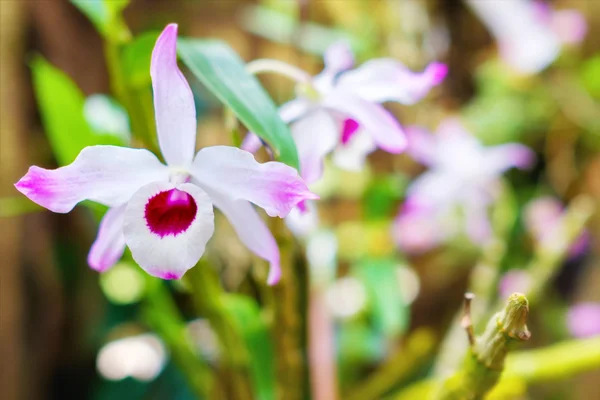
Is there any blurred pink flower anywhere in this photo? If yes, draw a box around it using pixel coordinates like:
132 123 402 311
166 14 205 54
394 118 534 253
567 303 600 338
15 24 316 284
499 270 532 300
243 42 447 185
524 196 590 258
467 0 587 74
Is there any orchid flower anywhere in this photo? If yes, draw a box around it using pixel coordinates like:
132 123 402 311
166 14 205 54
466 0 587 74
524 196 589 258
242 43 446 237
243 42 447 184
394 118 534 253
15 24 315 284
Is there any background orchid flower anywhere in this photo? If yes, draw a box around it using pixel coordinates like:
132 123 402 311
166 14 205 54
393 118 535 252
243 42 447 185
466 0 587 74
15 24 315 285
567 303 600 338
524 196 590 258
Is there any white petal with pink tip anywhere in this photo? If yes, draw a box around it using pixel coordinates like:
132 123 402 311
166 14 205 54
191 146 317 218
15 145 168 213
88 205 127 272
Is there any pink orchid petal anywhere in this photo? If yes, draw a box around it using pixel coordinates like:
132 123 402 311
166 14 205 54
567 303 600 338
332 128 376 171
484 143 536 175
313 42 355 93
88 205 127 272
240 133 263 153
323 41 354 74
151 23 197 167
291 110 339 184
406 170 464 210
405 126 437 166
206 188 281 285
15 146 168 213
324 92 406 153
336 59 447 105
191 146 317 218
467 0 560 74
464 197 492 244
552 10 588 45
393 204 447 253
123 181 215 280
242 99 312 153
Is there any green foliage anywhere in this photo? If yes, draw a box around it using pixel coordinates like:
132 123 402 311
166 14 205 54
354 258 409 338
121 32 160 88
30 56 124 165
71 0 130 42
177 38 300 169
223 294 276 400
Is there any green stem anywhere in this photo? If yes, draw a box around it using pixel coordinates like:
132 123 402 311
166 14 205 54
267 217 308 400
434 294 531 400
104 36 157 151
344 328 437 400
393 336 600 400
186 262 253 400
142 277 216 398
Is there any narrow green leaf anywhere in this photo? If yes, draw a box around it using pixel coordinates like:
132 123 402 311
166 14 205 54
354 258 409 338
223 294 275 400
31 57 124 165
177 38 299 169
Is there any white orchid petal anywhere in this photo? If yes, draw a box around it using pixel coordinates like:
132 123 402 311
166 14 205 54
292 110 339 184
337 59 447 105
191 146 317 218
15 146 168 213
467 0 560 74
123 181 215 280
151 24 197 167
88 205 127 272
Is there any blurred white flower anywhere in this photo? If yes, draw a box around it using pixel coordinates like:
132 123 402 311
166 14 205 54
96 334 166 382
466 0 587 74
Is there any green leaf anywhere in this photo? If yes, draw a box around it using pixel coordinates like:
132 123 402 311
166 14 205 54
177 38 299 169
354 258 409 338
223 294 275 400
122 31 159 88
31 57 124 165
71 0 130 42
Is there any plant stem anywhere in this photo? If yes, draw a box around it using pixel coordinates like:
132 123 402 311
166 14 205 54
246 59 312 84
434 293 531 400
344 328 437 400
268 217 308 400
393 336 600 400
186 262 253 400
141 277 217 399
104 35 157 152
